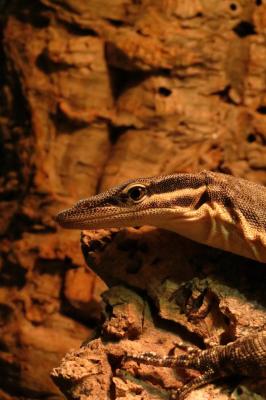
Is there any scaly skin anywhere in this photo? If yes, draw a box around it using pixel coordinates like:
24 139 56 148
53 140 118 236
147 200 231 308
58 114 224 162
55 171 266 262
55 171 266 398
126 331 266 399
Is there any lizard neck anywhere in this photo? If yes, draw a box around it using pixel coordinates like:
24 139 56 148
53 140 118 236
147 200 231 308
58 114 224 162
55 170 266 263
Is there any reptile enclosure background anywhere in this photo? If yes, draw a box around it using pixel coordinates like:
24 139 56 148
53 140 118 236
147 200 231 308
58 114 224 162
1 1 266 400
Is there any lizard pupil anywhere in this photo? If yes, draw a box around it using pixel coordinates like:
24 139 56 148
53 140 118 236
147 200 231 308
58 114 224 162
128 186 146 201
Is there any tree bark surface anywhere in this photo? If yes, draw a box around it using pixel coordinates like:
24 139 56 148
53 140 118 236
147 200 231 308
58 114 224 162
0 1 266 399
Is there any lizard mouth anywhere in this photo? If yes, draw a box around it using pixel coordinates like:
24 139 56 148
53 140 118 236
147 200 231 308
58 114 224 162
55 206 193 230
55 208 150 229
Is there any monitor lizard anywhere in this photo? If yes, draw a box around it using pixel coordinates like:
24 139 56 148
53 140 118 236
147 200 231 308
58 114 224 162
126 331 266 399
55 170 266 399
55 170 266 263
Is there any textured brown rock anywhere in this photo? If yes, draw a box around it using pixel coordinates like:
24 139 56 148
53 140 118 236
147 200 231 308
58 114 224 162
0 0 266 399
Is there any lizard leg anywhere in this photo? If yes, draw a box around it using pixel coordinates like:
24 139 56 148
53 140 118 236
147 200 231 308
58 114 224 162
125 351 187 367
170 369 218 400
125 350 204 369
125 352 221 399
171 340 201 355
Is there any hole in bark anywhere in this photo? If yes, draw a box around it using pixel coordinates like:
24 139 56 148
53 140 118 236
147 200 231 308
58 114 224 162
230 3 238 11
246 133 256 143
105 18 125 27
211 85 235 104
158 87 172 97
257 105 266 114
36 52 70 73
64 23 98 36
233 21 256 37
256 0 262 5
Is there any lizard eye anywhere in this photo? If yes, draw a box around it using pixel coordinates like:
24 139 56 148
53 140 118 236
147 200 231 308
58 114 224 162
126 185 147 203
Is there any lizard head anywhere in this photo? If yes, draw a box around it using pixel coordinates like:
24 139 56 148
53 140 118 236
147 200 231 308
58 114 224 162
54 172 208 230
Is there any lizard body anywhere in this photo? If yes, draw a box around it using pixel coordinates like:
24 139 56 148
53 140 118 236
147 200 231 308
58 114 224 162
126 331 266 399
55 170 266 262
55 171 266 398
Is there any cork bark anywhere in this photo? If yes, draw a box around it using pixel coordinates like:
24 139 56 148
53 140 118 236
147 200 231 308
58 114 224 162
0 1 266 399
50 228 266 400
